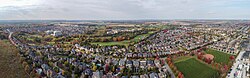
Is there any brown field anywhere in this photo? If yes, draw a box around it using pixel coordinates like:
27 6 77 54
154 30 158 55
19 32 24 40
0 39 28 78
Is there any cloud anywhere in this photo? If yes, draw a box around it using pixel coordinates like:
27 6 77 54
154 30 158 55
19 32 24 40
0 0 250 20
208 12 216 15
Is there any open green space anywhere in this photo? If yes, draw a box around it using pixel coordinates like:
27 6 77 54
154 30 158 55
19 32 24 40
175 58 219 78
0 39 28 78
174 56 193 63
47 42 56 45
204 48 232 64
91 40 130 46
91 31 154 46
132 31 154 42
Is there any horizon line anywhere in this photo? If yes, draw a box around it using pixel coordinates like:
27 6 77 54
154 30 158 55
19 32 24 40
0 18 250 21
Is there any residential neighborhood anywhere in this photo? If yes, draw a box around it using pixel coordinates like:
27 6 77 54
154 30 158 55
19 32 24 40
0 20 249 78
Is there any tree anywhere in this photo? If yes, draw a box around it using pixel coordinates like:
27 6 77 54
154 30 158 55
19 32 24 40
229 56 235 60
122 36 126 40
113 37 117 42
48 62 54 67
64 61 69 67
197 54 203 60
178 72 184 78
208 59 212 64
44 37 53 42
223 65 228 72
126 37 130 40
101 38 107 42
24 65 30 72
92 65 97 71
167 57 171 61
105 64 109 73
117 36 123 41
112 66 116 72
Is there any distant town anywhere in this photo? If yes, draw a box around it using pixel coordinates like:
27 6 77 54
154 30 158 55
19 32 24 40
0 20 249 78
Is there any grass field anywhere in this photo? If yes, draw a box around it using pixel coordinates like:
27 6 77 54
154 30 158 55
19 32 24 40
91 40 130 46
204 48 232 64
91 31 154 46
175 58 219 78
174 56 193 63
0 39 28 78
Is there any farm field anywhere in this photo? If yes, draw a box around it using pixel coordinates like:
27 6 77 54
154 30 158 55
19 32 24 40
174 58 219 78
204 48 233 64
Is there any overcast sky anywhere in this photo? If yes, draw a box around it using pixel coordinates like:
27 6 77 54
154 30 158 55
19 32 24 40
0 0 250 20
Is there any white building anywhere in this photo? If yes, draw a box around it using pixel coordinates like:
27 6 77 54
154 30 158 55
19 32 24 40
45 30 54 34
52 31 62 37
45 30 62 37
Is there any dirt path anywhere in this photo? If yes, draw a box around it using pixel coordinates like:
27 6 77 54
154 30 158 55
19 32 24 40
0 40 28 78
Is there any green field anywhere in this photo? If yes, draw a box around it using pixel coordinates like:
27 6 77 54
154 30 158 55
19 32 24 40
205 48 232 64
91 31 154 46
175 58 219 78
174 56 193 63
91 40 130 46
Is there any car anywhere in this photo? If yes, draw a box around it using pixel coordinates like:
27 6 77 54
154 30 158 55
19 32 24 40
227 73 231 77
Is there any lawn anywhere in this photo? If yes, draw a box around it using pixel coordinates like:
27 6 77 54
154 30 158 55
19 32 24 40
204 48 233 64
175 58 219 78
132 31 154 42
47 42 56 45
91 40 130 46
174 56 193 63
91 31 154 46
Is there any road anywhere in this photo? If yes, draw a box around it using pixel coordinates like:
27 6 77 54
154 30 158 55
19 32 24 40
161 58 176 78
227 51 246 78
8 32 18 47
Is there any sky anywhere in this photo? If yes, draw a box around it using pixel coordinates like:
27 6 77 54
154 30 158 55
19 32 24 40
0 0 250 20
